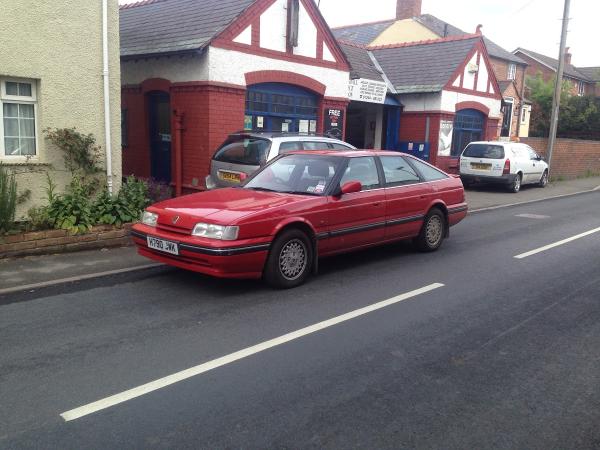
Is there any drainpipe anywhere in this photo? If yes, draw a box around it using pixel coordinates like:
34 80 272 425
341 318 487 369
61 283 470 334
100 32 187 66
102 0 113 194
174 110 184 196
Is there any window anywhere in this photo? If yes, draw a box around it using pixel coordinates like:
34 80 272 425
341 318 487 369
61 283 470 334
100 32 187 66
507 63 517 80
408 158 449 181
329 143 353 150
380 156 420 186
1 78 37 157
279 141 303 152
463 144 505 159
303 141 330 150
578 81 585 96
213 137 271 165
520 106 528 124
340 157 380 190
525 146 539 160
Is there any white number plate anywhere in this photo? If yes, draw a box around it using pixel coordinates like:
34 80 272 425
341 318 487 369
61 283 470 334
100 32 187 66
147 236 179 255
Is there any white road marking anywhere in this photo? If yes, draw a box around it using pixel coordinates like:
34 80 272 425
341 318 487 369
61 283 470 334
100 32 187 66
514 226 600 259
515 214 550 219
60 283 444 422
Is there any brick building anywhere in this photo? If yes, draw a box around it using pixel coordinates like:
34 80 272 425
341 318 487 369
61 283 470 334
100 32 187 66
514 47 598 97
120 0 350 194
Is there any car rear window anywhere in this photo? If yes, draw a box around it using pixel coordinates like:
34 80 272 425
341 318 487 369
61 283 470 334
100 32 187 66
212 137 271 165
462 144 505 159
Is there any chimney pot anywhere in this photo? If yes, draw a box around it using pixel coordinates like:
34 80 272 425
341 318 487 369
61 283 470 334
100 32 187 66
396 0 422 20
565 47 572 65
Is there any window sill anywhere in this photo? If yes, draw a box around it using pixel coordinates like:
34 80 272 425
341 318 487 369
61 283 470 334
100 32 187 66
0 159 49 166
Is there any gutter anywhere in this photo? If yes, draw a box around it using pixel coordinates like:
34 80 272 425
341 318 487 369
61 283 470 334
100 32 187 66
102 0 113 194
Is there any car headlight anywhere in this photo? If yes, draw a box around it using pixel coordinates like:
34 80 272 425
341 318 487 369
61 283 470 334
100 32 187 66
192 223 239 240
141 211 158 227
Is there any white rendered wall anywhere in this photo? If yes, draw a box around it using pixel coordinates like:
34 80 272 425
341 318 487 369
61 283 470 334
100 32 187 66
208 46 349 98
441 90 502 118
233 25 252 45
462 52 478 90
400 92 442 112
476 56 489 92
260 0 287 52
292 1 317 58
121 52 208 85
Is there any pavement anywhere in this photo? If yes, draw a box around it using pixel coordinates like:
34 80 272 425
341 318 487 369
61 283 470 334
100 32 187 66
1 175 599 295
1 190 600 448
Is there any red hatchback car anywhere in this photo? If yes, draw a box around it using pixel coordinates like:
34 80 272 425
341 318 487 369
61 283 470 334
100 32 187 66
132 151 467 288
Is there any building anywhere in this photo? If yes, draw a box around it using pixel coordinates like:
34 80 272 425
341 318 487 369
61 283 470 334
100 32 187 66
120 0 351 195
0 0 121 215
333 0 531 140
514 47 597 97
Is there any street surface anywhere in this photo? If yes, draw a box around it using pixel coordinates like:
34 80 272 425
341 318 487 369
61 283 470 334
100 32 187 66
1 191 599 449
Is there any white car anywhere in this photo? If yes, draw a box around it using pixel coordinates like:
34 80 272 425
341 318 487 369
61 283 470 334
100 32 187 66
459 141 549 193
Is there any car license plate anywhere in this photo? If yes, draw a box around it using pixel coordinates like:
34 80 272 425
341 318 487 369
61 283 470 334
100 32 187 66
471 163 491 170
218 171 242 183
147 236 179 255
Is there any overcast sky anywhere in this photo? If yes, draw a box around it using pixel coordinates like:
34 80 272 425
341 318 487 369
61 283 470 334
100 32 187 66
119 0 598 67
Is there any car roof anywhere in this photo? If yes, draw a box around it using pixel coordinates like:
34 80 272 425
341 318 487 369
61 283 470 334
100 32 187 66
229 131 348 143
466 141 517 147
284 149 405 158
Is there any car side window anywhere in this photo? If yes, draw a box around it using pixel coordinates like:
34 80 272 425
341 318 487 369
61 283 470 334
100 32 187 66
340 157 380 191
279 141 303 153
303 141 330 150
408 158 449 181
380 156 421 187
526 146 539 160
329 143 353 150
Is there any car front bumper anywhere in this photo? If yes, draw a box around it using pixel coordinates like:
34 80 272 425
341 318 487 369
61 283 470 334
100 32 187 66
131 224 270 279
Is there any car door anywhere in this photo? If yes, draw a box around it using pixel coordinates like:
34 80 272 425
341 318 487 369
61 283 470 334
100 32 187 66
525 145 544 183
513 144 534 183
380 155 432 239
323 156 386 252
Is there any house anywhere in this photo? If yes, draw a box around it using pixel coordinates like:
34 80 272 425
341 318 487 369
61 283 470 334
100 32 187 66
120 0 351 195
0 0 121 216
333 0 531 140
514 47 597 97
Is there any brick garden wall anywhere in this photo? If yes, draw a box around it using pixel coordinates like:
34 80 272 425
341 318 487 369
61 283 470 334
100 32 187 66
521 137 600 178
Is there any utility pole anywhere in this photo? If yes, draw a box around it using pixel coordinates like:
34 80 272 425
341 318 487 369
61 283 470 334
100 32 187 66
546 0 571 169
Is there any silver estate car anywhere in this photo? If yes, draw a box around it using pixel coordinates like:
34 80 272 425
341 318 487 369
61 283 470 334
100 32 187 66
205 132 356 189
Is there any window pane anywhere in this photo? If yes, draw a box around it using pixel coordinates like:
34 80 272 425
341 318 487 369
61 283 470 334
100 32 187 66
410 158 448 181
381 156 420 186
340 157 380 190
19 104 35 118
20 118 36 138
279 141 303 152
5 82 19 96
303 141 330 150
4 137 20 155
18 83 32 97
21 138 36 155
3 103 18 117
4 118 19 137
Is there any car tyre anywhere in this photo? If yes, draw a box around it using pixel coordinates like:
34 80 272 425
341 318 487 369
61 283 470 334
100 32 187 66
509 173 522 193
538 170 549 188
414 208 446 252
264 229 313 289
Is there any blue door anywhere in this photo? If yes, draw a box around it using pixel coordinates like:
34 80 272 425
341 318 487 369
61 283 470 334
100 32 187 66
451 109 485 157
148 92 171 183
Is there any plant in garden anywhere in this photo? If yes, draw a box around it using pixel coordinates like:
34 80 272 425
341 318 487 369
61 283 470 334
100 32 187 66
45 176 96 234
0 163 17 232
146 178 173 203
93 176 151 227
44 127 102 176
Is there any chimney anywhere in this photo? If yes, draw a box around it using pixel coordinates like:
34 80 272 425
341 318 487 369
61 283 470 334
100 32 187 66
396 0 422 20
565 47 572 65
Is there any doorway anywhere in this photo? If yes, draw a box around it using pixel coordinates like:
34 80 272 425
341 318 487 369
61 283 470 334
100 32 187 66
148 91 171 183
451 109 485 156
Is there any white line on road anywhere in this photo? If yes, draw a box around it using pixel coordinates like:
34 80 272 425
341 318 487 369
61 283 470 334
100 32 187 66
514 226 600 259
60 282 444 422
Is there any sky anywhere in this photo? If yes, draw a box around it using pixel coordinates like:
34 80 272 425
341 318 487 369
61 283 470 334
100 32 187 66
119 0 598 67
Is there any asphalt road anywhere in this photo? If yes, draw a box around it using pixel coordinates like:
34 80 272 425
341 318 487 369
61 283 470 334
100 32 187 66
1 191 599 449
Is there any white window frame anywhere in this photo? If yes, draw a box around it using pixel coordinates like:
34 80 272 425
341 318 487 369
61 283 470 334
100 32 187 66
578 80 585 96
0 77 39 161
507 63 517 81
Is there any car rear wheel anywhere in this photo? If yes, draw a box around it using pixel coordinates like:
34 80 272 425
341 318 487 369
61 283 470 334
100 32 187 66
509 173 522 193
264 229 313 289
538 170 548 188
414 208 446 252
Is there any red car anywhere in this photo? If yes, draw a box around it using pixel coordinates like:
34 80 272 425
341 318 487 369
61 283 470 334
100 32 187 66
132 151 467 288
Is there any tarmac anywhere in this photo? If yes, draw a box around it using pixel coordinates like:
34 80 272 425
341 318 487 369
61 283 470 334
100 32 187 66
1 176 599 295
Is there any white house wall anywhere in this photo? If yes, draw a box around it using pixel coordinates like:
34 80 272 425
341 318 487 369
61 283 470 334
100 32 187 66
462 52 478 90
293 1 317 58
476 56 489 92
400 92 442 112
441 90 502 118
260 0 287 52
208 46 348 98
121 53 208 85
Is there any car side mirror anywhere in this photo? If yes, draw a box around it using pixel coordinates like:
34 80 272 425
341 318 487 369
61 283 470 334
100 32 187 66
340 180 362 195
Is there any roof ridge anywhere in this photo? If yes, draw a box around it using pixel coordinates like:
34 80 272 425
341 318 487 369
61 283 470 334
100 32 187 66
119 0 167 10
336 39 369 49
367 33 480 51
331 18 395 30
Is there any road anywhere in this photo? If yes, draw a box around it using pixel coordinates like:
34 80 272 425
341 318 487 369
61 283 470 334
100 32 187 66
1 191 599 449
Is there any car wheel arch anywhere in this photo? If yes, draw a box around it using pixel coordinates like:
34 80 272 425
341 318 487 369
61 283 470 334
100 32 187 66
269 220 319 274
426 202 450 238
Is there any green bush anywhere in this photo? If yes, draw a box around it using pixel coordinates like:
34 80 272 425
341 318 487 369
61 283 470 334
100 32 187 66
93 176 151 227
0 163 17 232
45 176 95 234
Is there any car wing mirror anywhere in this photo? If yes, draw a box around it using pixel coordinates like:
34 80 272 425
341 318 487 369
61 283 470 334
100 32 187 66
340 180 362 195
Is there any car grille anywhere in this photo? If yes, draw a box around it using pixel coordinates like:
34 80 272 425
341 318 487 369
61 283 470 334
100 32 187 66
156 223 192 235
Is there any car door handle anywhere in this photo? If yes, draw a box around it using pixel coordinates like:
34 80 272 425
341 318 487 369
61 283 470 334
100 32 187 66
373 202 381 207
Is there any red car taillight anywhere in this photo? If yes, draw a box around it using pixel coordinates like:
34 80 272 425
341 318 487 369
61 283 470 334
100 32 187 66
503 159 511 175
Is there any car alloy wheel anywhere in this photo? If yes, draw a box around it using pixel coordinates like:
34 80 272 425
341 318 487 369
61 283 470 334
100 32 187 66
279 239 307 281
415 208 446 252
425 215 443 248
510 173 522 193
539 171 548 187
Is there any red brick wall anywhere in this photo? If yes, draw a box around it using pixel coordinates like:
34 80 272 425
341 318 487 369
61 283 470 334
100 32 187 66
490 58 526 97
521 137 600 178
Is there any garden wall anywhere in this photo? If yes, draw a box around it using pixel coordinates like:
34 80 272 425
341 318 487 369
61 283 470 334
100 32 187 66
521 137 600 179
0 224 133 259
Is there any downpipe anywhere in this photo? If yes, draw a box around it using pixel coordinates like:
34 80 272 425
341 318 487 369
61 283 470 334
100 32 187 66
102 0 113 194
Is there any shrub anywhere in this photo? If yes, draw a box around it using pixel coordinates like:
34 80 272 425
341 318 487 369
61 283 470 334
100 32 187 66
93 176 151 227
45 176 96 234
146 178 173 204
0 163 17 232
44 127 102 176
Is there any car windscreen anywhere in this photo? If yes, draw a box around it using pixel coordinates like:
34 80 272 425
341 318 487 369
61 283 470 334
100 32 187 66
243 154 342 196
462 144 505 159
212 137 271 165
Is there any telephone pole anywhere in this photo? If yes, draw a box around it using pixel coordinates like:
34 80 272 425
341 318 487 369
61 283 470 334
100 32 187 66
546 0 571 169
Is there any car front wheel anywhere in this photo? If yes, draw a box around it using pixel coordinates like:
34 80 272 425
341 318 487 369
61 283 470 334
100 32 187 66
538 170 549 188
414 208 446 252
264 229 313 289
